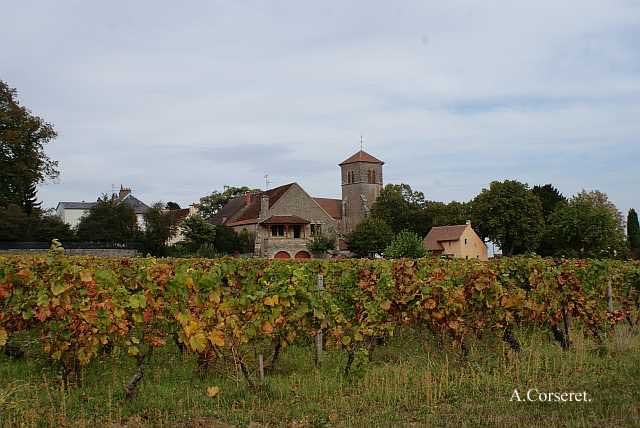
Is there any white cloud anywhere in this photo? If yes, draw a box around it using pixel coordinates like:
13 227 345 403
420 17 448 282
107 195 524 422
2 0 639 215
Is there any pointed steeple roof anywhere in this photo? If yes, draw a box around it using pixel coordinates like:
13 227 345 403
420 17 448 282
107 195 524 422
339 150 384 166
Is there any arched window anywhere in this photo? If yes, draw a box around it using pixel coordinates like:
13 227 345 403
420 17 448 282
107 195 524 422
367 170 372 183
372 170 376 183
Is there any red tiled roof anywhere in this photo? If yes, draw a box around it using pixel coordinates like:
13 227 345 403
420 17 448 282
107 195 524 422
339 150 384 166
313 197 342 219
226 183 295 223
226 218 259 227
260 215 310 224
423 225 468 251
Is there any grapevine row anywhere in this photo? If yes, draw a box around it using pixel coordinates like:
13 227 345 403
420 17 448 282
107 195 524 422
1 250 639 393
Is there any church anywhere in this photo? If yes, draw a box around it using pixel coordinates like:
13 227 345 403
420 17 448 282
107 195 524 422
210 150 384 258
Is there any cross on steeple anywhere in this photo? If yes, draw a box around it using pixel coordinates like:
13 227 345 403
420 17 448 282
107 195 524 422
360 135 364 151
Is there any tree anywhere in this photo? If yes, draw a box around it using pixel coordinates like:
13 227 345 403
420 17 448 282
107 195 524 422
180 215 216 252
198 186 258 220
546 191 628 259
142 202 177 256
76 195 139 243
370 184 431 235
347 217 394 258
0 81 58 211
165 201 181 210
32 211 74 242
0 205 73 242
532 184 566 219
628 208 640 258
384 230 426 259
532 184 567 256
424 200 471 226
213 225 241 255
306 233 337 254
471 180 545 256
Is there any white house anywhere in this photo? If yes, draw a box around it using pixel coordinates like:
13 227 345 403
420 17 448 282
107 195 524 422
56 186 150 230
55 201 96 229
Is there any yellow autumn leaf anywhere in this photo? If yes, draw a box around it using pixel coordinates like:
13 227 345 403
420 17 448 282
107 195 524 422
380 300 392 311
341 335 352 346
264 295 279 306
189 331 208 353
206 386 220 397
208 329 225 347
128 345 140 356
79 270 93 282
0 327 7 347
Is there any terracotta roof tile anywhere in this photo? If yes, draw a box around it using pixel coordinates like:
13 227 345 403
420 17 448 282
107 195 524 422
423 225 468 251
223 183 295 223
339 150 384 166
313 197 342 219
260 215 310 224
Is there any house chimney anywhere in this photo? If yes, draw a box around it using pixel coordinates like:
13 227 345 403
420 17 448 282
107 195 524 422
466 220 471 226
260 194 270 220
244 191 252 206
119 185 131 200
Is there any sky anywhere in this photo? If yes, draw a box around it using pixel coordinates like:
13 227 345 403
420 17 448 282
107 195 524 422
3 1 640 216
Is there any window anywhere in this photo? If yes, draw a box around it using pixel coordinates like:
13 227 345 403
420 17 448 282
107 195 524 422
292 225 302 239
310 223 322 236
372 170 376 183
464 238 467 245
271 225 285 237
367 170 372 183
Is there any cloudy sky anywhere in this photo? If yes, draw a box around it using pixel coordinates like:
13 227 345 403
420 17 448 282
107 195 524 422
3 1 639 215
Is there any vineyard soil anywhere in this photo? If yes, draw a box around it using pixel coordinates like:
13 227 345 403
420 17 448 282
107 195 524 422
1 326 639 427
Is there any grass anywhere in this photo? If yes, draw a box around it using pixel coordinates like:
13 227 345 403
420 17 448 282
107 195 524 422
1 326 639 427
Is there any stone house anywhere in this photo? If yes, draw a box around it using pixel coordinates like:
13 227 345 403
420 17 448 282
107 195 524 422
422 221 488 261
211 150 384 258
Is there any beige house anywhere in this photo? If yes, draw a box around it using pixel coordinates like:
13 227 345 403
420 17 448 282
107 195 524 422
423 221 488 261
211 150 384 258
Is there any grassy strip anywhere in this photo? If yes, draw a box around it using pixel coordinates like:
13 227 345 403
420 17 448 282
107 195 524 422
1 327 639 427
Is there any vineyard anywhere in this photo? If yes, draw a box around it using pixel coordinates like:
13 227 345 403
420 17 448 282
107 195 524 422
1 246 640 426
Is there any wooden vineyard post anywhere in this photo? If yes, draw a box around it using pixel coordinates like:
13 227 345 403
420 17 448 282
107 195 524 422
315 273 324 367
258 354 265 382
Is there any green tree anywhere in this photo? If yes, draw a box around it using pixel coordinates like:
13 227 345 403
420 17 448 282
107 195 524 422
306 233 337 254
0 81 58 211
32 211 74 242
370 184 431 235
471 180 545 256
142 202 177 256
532 184 566 219
384 230 426 259
627 208 640 258
76 195 139 243
237 229 255 254
546 191 628 259
213 225 241 255
424 200 471 226
347 217 394 258
532 184 567 256
180 215 216 252
198 186 258 220
0 205 73 242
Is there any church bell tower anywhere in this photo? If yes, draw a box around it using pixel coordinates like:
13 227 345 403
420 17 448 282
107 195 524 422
340 150 384 234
